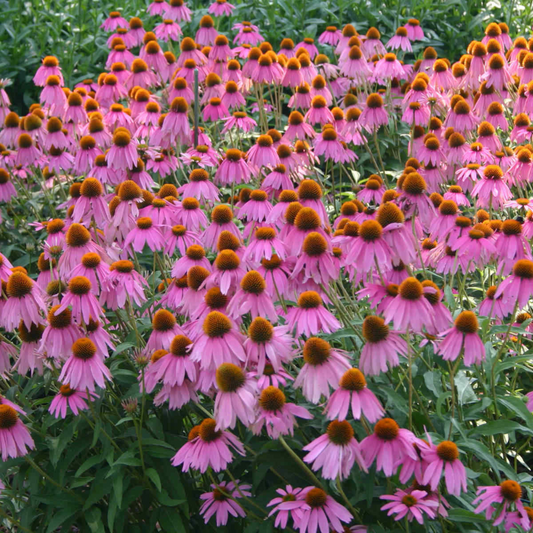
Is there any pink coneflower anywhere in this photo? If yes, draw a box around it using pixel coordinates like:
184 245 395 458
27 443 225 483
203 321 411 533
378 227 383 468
128 17 145 46
209 0 235 16
165 0 191 22
250 364 293 391
360 93 388 132
221 111 257 134
374 53 405 82
305 96 334 126
361 418 418 476
101 11 128 31
106 129 138 171
40 75 67 115
444 184 470 207
455 163 483 193
86 318 114 358
380 489 438 524
430 59 456 90
178 168 220 204
123 217 165 254
244 317 293 374
58 223 107 278
237 189 272 224
437 311 485 366
154 19 182 42
73 135 100 175
168 77 193 104
295 37 319 59
146 310 184 352
16 133 42 167
325 368 384 422
402 101 430 126
213 363 256 429
286 291 340 337
15 321 45 376
174 198 208 233
474 480 530 529
3 271 46 331
71 177 109 226
189 311 245 370
164 224 201 256
203 97 230 122
59 338 111 392
421 437 467 496
221 82 246 110
293 337 350 403
318 25 342 46
252 384 308 437
451 225 496 267
227 271 277 322
247 135 280 169
171 417 245 472
40 305 82 361
147 334 196 390
313 127 345 162
195 15 217 46
203 249 246 295
405 18 424 40
55 276 103 325
0 253 13 282
0 403 34 460
284 486 351 533
494 220 532 275
258 255 294 299
199 480 250 527
471 164 512 210
100 260 148 310
360 315 407 375
340 45 372 82
201 205 241 251
49 385 94 418
33 56 63 87
495 259 533 309
214 149 251 186
290 232 338 285
399 172 437 229
243 227 288 265
267 485 304 529
384 277 435 333
479 285 511 319
303 420 366 480
463 141 494 166
387 26 412 51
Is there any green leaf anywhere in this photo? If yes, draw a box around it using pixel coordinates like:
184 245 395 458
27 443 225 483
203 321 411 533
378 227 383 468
157 508 185 533
113 474 123 509
455 371 477 405
85 507 104 533
424 370 443 397
157 489 186 507
114 451 142 467
472 420 533 437
75 455 103 477
45 505 80 533
146 468 162 492
498 396 533 429
447 508 488 524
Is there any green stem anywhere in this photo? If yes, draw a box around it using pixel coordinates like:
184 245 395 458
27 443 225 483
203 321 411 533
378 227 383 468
278 435 325 489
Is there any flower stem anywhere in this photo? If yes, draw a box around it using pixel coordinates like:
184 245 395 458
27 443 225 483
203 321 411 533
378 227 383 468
278 435 325 490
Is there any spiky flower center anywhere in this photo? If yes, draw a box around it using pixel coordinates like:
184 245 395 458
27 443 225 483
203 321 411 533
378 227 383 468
216 363 245 392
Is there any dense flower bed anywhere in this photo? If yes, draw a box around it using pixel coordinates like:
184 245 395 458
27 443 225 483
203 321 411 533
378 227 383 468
0 2 532 532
